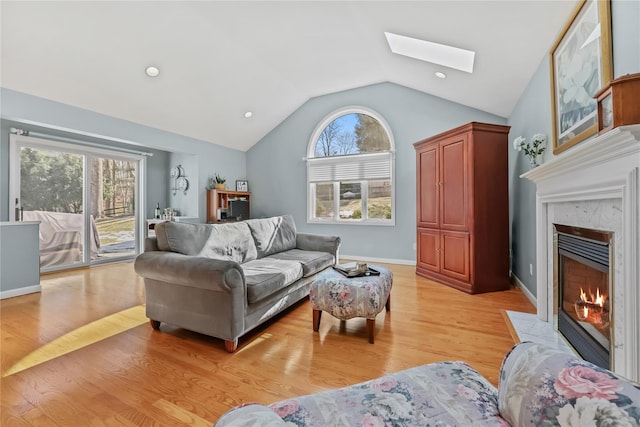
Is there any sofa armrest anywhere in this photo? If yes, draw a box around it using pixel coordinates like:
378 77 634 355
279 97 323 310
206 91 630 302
144 236 159 252
498 342 640 426
296 233 341 258
215 403 286 426
134 251 245 292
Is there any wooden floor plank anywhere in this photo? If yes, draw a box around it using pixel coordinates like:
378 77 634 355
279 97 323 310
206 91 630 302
152 398 212 427
1 261 534 425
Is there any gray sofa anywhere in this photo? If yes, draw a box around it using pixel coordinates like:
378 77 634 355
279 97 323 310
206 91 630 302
134 215 340 352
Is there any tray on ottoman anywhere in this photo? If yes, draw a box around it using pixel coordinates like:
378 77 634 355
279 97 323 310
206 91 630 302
333 262 381 278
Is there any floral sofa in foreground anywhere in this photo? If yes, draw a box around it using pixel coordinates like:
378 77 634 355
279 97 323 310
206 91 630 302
215 342 640 426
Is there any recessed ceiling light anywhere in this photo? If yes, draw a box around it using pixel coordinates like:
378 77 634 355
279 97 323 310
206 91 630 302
385 32 475 73
244 111 253 118
435 71 447 79
145 66 160 77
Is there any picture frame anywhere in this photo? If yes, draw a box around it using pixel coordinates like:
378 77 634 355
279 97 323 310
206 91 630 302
236 180 248 192
550 0 612 154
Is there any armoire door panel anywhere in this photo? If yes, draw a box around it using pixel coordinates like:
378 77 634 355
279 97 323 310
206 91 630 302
440 231 470 281
418 146 438 227
440 137 467 230
417 228 439 272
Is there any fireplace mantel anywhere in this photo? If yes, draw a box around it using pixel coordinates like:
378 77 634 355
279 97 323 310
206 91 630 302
521 124 640 382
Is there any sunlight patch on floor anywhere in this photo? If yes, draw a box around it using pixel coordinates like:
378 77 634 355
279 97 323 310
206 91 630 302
2 305 147 378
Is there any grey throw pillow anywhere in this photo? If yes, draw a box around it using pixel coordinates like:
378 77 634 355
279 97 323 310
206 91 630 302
245 215 297 258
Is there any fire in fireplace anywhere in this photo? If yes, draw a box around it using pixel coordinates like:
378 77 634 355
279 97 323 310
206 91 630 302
574 287 608 329
554 224 612 369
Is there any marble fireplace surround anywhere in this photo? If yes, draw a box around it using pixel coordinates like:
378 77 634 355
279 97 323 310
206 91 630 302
522 124 640 383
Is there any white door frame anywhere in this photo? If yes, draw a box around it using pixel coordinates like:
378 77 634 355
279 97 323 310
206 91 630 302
9 133 146 271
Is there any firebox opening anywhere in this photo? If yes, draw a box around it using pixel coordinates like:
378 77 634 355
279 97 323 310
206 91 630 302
554 224 612 370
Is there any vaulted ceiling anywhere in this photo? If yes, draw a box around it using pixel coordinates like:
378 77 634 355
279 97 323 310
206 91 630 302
1 1 578 151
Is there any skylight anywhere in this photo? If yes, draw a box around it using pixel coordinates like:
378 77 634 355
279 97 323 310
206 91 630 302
384 32 475 73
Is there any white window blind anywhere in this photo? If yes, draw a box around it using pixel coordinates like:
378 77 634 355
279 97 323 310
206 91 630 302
308 151 392 183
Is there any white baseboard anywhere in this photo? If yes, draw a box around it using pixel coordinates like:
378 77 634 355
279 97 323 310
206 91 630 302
339 254 415 266
337 259 538 305
511 273 536 307
0 284 41 300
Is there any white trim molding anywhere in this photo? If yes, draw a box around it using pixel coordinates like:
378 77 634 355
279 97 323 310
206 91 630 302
339 254 415 266
0 285 41 300
521 124 640 382
511 273 537 307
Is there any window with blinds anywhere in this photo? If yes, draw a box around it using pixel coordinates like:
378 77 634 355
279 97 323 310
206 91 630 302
306 108 395 225
307 152 392 182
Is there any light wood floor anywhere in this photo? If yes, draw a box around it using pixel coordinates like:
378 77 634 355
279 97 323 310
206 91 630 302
1 261 534 426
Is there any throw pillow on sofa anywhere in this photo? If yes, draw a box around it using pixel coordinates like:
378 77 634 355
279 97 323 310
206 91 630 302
155 221 258 263
245 214 297 258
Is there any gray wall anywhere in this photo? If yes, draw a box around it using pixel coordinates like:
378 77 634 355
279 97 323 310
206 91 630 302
246 82 506 262
167 151 199 218
0 88 246 223
0 222 40 294
507 0 640 297
507 57 552 294
611 0 640 78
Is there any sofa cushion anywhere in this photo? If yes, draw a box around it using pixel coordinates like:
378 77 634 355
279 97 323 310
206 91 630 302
245 215 297 258
242 258 303 304
498 341 640 427
267 249 334 277
155 221 257 264
265 361 504 426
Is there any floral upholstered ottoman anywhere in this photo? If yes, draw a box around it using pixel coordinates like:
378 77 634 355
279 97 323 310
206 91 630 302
309 265 392 343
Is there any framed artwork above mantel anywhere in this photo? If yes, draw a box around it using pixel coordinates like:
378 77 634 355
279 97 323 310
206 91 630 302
550 0 613 155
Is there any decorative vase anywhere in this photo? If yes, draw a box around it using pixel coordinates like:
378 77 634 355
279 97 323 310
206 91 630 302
214 183 226 190
529 157 539 168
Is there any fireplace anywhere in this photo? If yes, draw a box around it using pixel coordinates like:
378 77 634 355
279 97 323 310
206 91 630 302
521 125 640 382
555 224 612 369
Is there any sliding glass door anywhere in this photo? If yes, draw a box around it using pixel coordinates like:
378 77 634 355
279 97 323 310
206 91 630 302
10 134 143 272
17 145 87 269
90 156 137 261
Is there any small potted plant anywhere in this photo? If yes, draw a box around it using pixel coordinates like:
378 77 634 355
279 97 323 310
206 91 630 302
513 133 547 168
213 173 226 190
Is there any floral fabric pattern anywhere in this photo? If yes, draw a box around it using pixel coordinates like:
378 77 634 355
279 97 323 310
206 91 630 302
309 265 392 320
266 361 506 426
215 343 640 427
498 341 640 427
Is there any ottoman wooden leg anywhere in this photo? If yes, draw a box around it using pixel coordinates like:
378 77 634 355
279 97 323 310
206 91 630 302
386 294 391 311
313 309 322 331
367 319 375 344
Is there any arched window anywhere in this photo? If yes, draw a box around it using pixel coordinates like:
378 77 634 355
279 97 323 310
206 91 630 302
307 107 394 225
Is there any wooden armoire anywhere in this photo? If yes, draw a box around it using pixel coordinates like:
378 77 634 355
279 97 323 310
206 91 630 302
414 122 511 294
